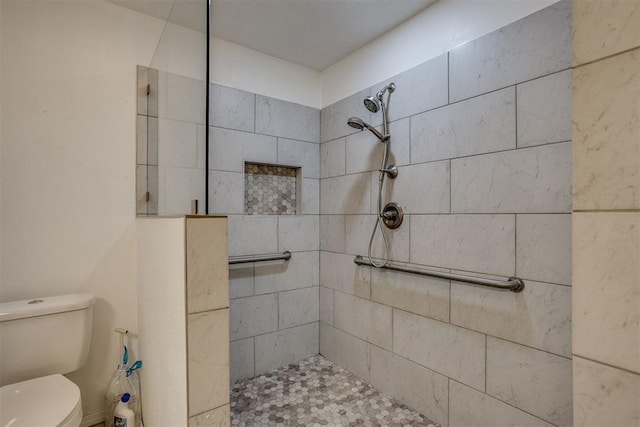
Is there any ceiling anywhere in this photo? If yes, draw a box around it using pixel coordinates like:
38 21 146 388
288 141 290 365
108 0 437 71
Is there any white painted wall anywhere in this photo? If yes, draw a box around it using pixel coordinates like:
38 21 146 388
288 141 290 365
202 0 559 109
0 0 165 419
210 36 322 109
151 21 207 82
321 0 559 106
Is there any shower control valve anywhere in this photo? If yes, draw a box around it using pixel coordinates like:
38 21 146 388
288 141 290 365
381 202 404 229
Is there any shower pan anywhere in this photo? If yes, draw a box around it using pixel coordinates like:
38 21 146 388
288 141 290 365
347 82 403 267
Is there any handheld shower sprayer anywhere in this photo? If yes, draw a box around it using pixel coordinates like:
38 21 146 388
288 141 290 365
346 82 403 268
347 117 388 142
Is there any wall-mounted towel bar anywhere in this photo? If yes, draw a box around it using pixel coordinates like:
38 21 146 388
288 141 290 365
229 251 292 265
354 255 525 293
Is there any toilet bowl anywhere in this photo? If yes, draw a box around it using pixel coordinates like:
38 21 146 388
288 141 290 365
0 294 95 427
0 374 82 427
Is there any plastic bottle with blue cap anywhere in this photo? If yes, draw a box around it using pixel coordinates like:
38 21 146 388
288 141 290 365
114 393 136 427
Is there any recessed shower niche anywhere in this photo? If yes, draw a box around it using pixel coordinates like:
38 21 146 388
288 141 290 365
244 162 301 215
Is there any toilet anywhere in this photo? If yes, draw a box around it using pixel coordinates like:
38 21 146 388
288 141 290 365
0 293 95 426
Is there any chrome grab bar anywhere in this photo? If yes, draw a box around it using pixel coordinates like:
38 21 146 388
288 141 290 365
229 251 292 265
354 255 525 293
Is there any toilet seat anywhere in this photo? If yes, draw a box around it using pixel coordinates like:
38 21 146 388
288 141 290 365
0 374 82 427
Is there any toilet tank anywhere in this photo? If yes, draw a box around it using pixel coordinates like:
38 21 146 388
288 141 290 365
0 294 95 386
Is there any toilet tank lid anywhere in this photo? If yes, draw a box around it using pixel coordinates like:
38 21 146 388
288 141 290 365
0 293 95 322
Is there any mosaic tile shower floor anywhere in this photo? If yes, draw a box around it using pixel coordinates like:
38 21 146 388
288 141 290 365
230 355 440 427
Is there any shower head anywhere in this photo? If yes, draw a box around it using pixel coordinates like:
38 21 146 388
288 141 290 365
347 116 366 130
364 96 380 113
347 117 387 141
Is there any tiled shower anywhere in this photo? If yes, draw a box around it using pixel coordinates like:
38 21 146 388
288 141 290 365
201 1 573 425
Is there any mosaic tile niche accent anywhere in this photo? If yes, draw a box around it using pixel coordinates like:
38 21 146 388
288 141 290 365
244 163 298 215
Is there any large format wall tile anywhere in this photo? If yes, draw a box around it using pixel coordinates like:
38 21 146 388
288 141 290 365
393 309 486 390
186 218 229 313
516 214 572 285
487 338 573 426
230 338 254 383
573 49 640 210
209 127 277 172
227 216 278 256
346 118 410 174
302 178 319 215
254 323 319 375
333 292 392 350
449 0 571 101
229 265 254 300
320 251 370 299
278 138 320 179
210 84 255 132
449 381 554 427
517 70 572 148
573 0 640 66
370 346 449 426
319 286 334 325
319 323 370 381
188 309 229 416
451 279 572 358
410 214 515 276
278 287 319 329
320 138 346 178
370 267 450 323
320 173 371 215
321 90 371 143
256 95 320 143
188 405 230 427
208 171 243 214
345 215 410 262
278 216 319 252
254 250 319 294
370 54 449 125
411 87 516 163
573 356 640 427
320 215 346 253
573 212 640 373
452 142 572 213
387 161 450 214
229 294 278 341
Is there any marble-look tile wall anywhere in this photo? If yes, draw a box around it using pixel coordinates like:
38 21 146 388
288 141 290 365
571 1 640 425
136 66 207 216
211 85 321 382
319 2 573 426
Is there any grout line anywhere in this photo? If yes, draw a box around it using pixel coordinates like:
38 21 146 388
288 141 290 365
318 139 571 178
447 52 451 104
484 334 488 392
514 83 519 149
252 336 256 377
574 208 640 213
231 320 320 343
573 45 640 70
189 402 231 419
188 306 230 316
331 299 572 361
447 378 451 425
573 354 640 377
448 378 559 426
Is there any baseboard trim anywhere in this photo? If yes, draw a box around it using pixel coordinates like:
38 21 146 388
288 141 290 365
81 411 105 427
